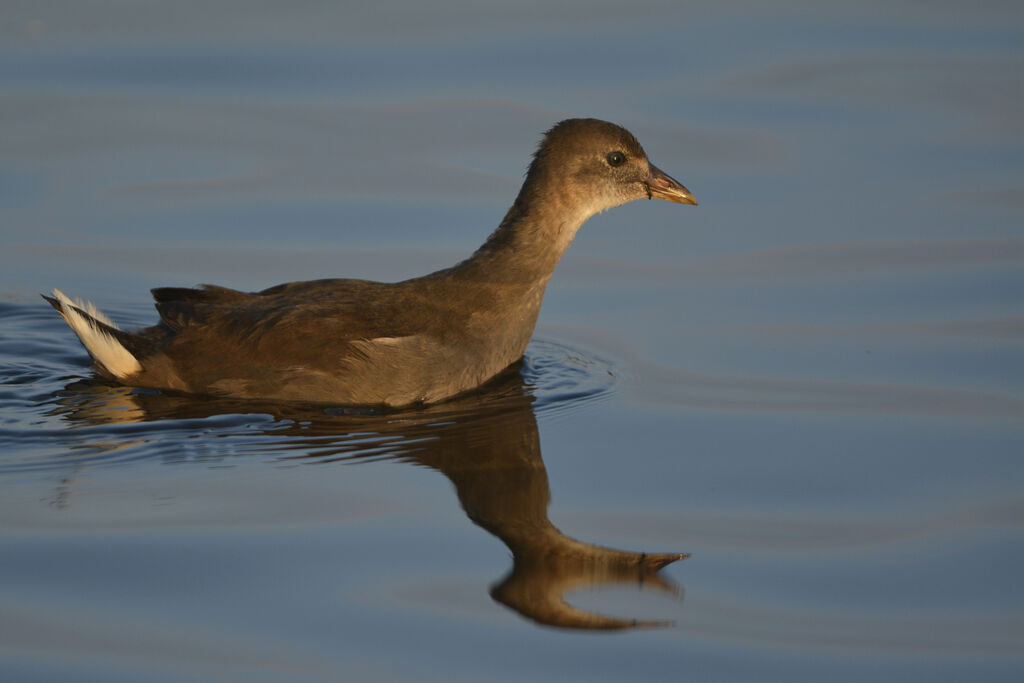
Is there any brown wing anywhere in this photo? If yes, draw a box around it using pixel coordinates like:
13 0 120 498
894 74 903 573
148 280 428 365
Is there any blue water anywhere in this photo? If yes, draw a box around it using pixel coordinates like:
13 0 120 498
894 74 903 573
1 3 1022 681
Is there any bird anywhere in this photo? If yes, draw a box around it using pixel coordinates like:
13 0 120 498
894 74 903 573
45 118 697 407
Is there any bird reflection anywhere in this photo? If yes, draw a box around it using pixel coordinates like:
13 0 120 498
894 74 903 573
52 364 687 630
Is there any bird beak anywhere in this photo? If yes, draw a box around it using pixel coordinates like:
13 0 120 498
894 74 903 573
645 164 697 205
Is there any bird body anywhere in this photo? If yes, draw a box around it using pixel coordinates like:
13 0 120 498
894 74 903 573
46 118 696 406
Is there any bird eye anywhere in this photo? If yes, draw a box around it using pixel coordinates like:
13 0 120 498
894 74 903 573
606 151 626 167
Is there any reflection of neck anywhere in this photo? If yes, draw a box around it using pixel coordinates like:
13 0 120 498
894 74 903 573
424 402 686 630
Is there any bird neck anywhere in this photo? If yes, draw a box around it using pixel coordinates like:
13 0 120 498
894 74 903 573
456 178 590 287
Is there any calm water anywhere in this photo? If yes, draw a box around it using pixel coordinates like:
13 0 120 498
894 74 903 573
2 2 1022 681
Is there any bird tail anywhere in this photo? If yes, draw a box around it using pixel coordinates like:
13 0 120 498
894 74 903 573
44 289 142 379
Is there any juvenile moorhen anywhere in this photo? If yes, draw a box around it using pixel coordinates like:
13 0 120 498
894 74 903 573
45 118 696 406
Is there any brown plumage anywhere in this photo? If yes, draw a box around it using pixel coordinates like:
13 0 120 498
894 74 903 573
45 118 697 406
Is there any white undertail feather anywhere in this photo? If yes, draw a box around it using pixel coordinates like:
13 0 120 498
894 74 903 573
52 288 142 378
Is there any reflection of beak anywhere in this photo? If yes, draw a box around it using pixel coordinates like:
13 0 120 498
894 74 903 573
646 164 698 205
490 545 690 630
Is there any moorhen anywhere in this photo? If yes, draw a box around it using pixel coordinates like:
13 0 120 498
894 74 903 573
46 118 696 406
